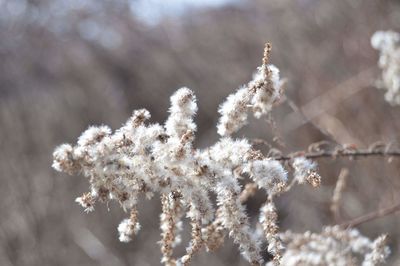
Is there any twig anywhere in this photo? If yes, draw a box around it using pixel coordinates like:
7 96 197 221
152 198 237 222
271 148 400 162
331 168 349 223
339 201 400 228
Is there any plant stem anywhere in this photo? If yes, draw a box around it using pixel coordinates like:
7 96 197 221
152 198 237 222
272 149 400 162
339 201 400 228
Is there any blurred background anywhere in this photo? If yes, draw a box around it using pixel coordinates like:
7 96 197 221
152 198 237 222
1 0 400 265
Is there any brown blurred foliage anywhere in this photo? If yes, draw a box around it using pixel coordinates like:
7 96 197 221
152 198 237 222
1 0 400 265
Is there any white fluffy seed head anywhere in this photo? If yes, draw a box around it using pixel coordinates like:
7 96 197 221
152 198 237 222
209 137 252 168
129 109 151 127
217 87 251 136
217 62 284 136
77 125 112 147
371 30 400 51
118 218 141 243
269 64 282 91
52 143 77 173
165 87 198 139
362 235 390 266
292 157 317 184
243 159 287 194
278 226 390 266
169 87 198 116
371 30 400 105
251 64 283 119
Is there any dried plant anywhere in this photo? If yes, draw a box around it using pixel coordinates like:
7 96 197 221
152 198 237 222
52 42 395 265
277 226 390 266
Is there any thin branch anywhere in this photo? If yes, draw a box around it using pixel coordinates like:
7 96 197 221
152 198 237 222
271 148 400 162
339 201 400 228
331 168 349 223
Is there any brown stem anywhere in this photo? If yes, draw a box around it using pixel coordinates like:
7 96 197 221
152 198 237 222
339 201 400 228
271 149 400 162
331 168 349 224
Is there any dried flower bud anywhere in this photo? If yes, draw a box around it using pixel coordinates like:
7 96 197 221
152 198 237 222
75 192 95 213
131 109 151 127
292 157 321 187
